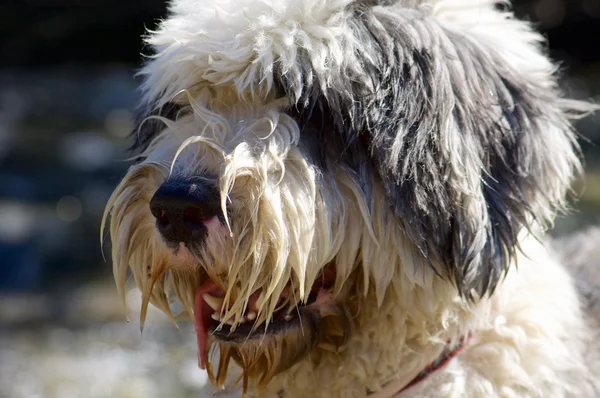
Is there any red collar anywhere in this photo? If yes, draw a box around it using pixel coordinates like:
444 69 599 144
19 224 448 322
368 334 472 397
399 334 471 393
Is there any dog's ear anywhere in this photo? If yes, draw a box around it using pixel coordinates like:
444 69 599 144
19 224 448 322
313 5 592 297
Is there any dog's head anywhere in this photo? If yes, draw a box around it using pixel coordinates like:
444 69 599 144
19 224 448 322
103 0 592 393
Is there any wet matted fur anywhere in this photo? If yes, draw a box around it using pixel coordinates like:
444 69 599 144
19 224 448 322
102 0 600 396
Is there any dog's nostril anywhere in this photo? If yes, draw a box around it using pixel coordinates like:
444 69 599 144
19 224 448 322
155 209 170 228
150 204 171 228
149 177 220 244
183 207 207 228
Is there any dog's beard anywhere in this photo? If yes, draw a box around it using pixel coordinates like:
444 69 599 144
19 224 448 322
205 299 352 392
193 260 354 392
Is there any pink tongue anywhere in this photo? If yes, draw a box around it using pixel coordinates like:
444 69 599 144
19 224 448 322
194 280 223 370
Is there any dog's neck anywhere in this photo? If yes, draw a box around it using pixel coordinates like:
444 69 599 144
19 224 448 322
367 333 471 397
262 277 487 398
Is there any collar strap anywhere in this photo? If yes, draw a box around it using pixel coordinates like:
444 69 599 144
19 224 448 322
400 334 471 393
368 334 472 397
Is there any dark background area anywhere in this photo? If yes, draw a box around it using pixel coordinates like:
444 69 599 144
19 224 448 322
0 2 598 396
1 0 600 67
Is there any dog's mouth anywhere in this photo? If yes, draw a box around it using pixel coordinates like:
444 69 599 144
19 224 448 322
194 267 337 369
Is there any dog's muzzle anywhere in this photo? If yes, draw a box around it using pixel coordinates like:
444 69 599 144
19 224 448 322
146 175 353 389
149 177 220 245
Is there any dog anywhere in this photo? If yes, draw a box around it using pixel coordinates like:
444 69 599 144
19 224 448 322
102 0 600 396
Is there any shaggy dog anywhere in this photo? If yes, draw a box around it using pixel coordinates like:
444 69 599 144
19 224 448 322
102 0 600 396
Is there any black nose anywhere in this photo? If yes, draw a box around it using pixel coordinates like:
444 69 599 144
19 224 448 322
149 178 220 244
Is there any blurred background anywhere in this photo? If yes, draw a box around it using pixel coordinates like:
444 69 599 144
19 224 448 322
0 1 598 397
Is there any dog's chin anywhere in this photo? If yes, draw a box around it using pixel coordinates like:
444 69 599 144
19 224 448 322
195 270 354 393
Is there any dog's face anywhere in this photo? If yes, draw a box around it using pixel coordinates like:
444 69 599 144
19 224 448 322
103 0 586 393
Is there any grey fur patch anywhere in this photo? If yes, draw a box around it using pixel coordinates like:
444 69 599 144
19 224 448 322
130 102 184 155
283 3 588 297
